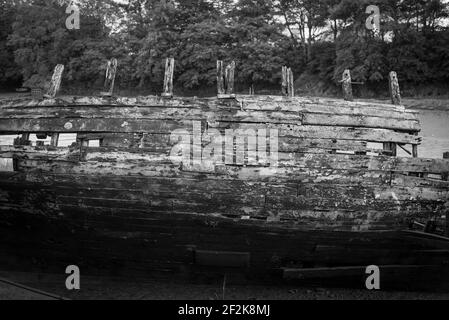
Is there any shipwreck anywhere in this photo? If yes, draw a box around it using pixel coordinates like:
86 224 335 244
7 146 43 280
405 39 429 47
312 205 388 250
0 59 449 283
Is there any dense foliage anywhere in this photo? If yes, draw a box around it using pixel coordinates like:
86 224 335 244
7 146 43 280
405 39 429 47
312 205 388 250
1 0 448 96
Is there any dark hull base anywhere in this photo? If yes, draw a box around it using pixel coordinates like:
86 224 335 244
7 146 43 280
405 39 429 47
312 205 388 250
1 207 449 291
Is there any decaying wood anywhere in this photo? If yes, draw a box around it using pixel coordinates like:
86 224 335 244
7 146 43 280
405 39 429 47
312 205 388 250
101 59 118 97
225 61 235 96
217 61 225 95
50 133 59 147
282 66 294 97
1 86 449 279
217 61 235 98
389 71 402 105
249 84 255 95
162 58 174 98
443 152 449 181
45 64 64 99
342 69 353 101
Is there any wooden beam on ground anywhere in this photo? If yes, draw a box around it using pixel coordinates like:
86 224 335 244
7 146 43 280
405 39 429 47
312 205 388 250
45 64 64 99
342 69 353 101
100 58 118 97
162 58 174 98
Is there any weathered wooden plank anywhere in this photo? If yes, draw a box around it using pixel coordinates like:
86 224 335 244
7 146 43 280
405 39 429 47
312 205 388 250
12 151 449 179
0 99 419 122
302 113 419 132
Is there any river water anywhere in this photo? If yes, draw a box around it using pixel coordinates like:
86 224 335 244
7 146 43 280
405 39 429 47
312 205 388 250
416 110 449 159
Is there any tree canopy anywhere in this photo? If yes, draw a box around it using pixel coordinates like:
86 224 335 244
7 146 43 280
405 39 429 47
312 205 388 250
1 0 448 96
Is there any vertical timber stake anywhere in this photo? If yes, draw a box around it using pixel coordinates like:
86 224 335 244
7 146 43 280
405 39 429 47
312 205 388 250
101 58 118 97
342 69 353 101
282 66 294 97
217 60 235 99
45 64 64 98
383 71 403 156
443 152 449 181
389 71 401 105
162 58 175 98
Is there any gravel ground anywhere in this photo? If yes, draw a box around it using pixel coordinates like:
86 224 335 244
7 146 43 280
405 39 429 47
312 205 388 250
0 271 448 300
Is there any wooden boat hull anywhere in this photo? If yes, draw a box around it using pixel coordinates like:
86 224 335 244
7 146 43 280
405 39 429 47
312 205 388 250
0 95 448 279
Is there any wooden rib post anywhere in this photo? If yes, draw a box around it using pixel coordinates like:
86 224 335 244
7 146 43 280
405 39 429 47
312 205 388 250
162 58 174 98
225 61 235 96
281 66 294 97
443 152 449 181
383 71 404 156
389 71 401 105
444 152 449 236
217 60 225 96
342 69 353 101
288 67 294 97
217 60 235 99
281 66 288 96
101 58 118 97
45 64 64 98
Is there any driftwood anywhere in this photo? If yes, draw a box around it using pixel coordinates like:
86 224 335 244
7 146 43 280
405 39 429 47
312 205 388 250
217 60 235 98
162 58 175 98
45 64 64 98
101 59 118 97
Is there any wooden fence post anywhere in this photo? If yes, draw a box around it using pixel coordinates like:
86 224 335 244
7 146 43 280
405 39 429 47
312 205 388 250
162 58 174 98
101 58 118 97
342 69 353 101
45 64 64 98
